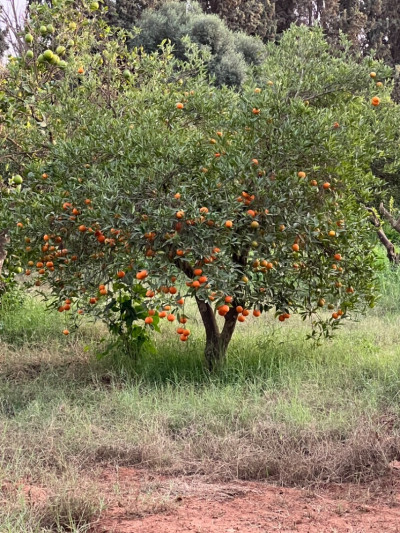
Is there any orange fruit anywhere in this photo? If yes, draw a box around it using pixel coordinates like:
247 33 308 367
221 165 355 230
159 311 167 318
177 327 184 335
198 276 208 284
242 309 250 317
176 102 184 109
176 210 185 219
251 221 259 229
144 316 153 324
252 159 259 165
148 309 156 316
292 243 300 252
253 310 261 317
167 314 175 322
332 312 339 319
236 306 243 313
334 253 342 261
252 108 260 115
200 207 209 214
218 304 229 316
192 280 200 288
278 315 285 322
225 296 233 303
370 72 376 78
176 249 185 256
180 335 188 342
84 199 91 205
297 171 306 179
78 225 86 232
238 315 245 322
328 230 336 237
323 182 331 190
225 220 233 228
193 268 203 276
371 96 380 106
77 67 84 74
136 270 148 280
177 298 184 305
169 286 178 295
174 193 181 199
63 329 70 335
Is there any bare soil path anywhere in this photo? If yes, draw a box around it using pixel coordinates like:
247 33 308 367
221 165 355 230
95 466 400 533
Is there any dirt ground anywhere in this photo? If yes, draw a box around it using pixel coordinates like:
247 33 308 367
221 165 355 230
94 464 400 533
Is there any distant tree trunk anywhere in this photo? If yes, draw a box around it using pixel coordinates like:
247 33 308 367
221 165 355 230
367 205 400 264
196 297 238 370
0 230 9 278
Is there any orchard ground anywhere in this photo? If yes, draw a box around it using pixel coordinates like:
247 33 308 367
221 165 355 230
1 265 400 532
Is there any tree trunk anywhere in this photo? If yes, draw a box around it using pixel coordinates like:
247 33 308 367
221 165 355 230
196 297 238 370
0 230 9 279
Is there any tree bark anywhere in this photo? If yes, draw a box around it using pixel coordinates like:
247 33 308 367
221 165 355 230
367 207 400 264
196 297 238 370
0 230 9 279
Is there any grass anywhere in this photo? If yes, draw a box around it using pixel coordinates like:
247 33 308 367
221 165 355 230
1 267 400 530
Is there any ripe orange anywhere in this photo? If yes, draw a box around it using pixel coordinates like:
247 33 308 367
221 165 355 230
42 173 48 179
323 182 331 190
332 312 339 319
194 268 203 276
176 249 185 256
333 122 340 129
192 280 200 288
63 329 70 335
77 66 84 74
146 290 155 297
297 171 306 179
179 317 188 324
346 287 354 293
253 309 261 317
36 262 44 268
174 192 181 199
144 316 153 324
46 261 54 268
136 270 148 280
334 253 342 261
292 243 300 252
252 108 260 115
148 309 156 316
176 102 184 109
236 306 243 313
225 296 233 303
225 220 233 228
200 207 209 214
78 225 87 232
237 315 245 322
310 180 318 187
328 230 336 237
177 298 184 305
218 304 229 316
370 72 376 78
242 309 250 317
167 314 175 322
247 209 256 217
89 297 97 304
198 276 208 284
371 96 380 106
84 199 91 205
180 334 188 342
159 311 167 318
252 159 259 165
169 286 178 295
176 210 185 219
278 315 285 322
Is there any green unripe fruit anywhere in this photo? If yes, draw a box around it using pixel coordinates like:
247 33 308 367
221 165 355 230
67 39 75 47
50 54 60 65
58 60 67 69
47 24 55 33
69 22 77 31
26 50 34 59
90 1 99 10
15 267 24 274
123 69 131 79
56 45 66 56
13 175 23 185
43 49 54 61
37 54 44 63
25 33 33 44
40 25 47 35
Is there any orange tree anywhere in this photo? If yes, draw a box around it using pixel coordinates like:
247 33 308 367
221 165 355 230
1 0 399 367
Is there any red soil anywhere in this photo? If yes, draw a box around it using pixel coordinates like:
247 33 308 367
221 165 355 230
94 465 400 533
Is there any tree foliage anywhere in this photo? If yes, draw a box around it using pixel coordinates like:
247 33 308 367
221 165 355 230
133 1 265 87
1 0 400 366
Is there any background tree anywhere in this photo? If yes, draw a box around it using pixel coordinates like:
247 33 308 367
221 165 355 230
133 1 266 87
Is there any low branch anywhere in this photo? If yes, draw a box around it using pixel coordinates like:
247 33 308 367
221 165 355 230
379 202 400 233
